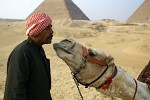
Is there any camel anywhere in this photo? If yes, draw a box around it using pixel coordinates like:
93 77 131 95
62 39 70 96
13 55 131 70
53 38 150 100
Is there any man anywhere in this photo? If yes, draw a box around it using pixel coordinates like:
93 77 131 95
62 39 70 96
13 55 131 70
4 12 53 100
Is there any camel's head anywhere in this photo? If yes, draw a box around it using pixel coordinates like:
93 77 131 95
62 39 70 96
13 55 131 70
53 38 114 85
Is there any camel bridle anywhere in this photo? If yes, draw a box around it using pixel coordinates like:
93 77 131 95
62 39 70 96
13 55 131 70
71 46 118 99
72 46 117 89
71 46 138 100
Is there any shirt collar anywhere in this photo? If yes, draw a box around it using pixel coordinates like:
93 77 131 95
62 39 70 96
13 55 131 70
27 37 42 51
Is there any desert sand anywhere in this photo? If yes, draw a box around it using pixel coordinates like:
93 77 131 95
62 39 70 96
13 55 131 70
0 20 150 100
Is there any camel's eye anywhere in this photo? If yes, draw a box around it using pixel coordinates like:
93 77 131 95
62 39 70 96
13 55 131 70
88 49 96 56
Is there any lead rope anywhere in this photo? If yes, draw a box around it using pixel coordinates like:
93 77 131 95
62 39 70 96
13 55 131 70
71 72 84 100
133 78 138 100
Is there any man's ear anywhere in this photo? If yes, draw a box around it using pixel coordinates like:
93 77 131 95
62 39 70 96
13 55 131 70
105 55 114 66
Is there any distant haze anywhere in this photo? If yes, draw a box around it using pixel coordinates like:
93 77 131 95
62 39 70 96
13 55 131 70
0 0 145 21
0 0 44 19
72 0 145 21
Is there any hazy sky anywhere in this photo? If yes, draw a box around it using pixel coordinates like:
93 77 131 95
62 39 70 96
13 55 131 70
0 0 145 21
0 0 44 19
72 0 145 21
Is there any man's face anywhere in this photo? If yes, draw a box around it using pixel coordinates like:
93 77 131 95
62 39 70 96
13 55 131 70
37 24 53 45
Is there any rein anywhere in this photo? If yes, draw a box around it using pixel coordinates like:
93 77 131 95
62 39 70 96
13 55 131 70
96 65 117 90
71 72 84 100
133 78 138 100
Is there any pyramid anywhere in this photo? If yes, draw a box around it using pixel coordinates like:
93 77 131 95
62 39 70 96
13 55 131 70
127 0 150 23
27 0 89 20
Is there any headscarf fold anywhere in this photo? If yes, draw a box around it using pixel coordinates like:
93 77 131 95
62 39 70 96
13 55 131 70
26 13 52 36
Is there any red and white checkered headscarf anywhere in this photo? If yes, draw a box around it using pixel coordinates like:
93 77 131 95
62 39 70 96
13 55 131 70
26 13 52 36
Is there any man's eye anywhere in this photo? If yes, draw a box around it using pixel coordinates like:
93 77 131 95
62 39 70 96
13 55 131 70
45 25 52 30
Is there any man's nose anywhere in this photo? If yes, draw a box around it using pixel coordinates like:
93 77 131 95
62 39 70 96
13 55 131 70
51 29 54 35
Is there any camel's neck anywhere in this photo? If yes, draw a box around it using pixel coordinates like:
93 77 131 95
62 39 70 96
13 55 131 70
94 65 150 100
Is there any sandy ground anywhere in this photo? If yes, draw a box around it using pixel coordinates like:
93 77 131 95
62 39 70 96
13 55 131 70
0 20 150 100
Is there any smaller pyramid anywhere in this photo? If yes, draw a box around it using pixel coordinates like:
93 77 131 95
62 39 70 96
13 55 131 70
127 0 150 23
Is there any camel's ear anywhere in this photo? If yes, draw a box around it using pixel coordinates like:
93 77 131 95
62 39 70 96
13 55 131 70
105 55 114 66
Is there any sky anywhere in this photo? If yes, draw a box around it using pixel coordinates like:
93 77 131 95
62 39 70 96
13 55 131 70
72 0 145 21
0 0 44 19
0 0 145 21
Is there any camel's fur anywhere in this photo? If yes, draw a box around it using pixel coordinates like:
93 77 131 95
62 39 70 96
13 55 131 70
53 38 150 100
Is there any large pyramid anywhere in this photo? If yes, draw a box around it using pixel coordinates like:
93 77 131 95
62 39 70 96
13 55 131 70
27 0 89 20
127 0 150 23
